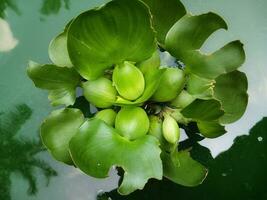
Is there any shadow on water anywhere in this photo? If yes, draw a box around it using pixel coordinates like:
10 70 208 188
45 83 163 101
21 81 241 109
0 104 57 200
99 117 267 200
0 0 69 18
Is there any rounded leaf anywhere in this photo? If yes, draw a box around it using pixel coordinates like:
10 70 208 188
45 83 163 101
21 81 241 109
40 108 84 164
95 109 117 126
67 0 157 80
113 62 145 100
83 77 117 108
69 119 162 195
115 107 149 140
49 31 72 68
214 71 248 124
162 151 207 186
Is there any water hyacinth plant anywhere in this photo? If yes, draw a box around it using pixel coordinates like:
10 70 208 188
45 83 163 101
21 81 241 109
27 0 248 195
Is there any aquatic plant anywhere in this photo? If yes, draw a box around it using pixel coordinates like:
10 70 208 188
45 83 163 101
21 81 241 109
28 0 248 195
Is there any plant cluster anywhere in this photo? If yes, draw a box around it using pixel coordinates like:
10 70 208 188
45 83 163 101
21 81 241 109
27 0 248 195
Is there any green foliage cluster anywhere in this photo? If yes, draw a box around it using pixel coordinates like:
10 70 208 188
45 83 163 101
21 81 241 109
27 0 248 195
99 117 267 200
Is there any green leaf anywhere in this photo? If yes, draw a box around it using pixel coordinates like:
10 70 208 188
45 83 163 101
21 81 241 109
141 0 186 45
214 71 248 124
69 119 162 195
181 99 224 121
165 13 245 79
67 0 156 80
27 61 80 106
40 108 84 164
151 67 186 102
187 73 214 99
136 50 160 75
49 31 73 68
115 68 166 106
162 151 207 186
197 121 226 138
48 88 76 106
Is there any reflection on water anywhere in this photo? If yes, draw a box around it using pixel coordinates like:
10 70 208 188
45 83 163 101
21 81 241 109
40 0 69 16
99 117 267 200
0 104 57 200
0 0 20 18
0 18 18 52
0 0 70 18
0 0 267 199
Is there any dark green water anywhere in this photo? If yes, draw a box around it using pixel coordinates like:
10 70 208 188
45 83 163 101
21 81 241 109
0 0 267 199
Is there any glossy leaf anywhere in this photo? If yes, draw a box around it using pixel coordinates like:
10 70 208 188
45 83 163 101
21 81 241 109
181 99 224 121
69 119 162 195
113 62 145 101
48 88 76 106
83 77 117 108
137 50 160 75
67 0 156 80
148 115 174 152
170 90 196 109
214 71 248 124
49 31 72 68
166 13 245 79
115 107 149 140
40 108 84 164
141 0 186 45
151 67 186 102
27 61 80 106
95 109 117 126
187 74 214 100
197 121 226 138
162 151 207 186
115 68 166 106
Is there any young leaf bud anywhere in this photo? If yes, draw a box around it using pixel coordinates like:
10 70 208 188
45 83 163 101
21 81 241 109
83 77 117 108
113 61 145 100
162 115 180 144
115 107 149 140
151 67 186 102
95 109 117 126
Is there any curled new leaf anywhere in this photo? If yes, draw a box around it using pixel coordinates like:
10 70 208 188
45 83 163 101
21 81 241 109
40 108 84 164
67 0 156 80
165 13 245 79
115 68 166 106
69 119 162 195
113 62 145 101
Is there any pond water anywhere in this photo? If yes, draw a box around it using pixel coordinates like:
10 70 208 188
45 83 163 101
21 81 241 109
0 0 266 199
